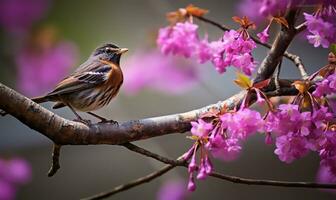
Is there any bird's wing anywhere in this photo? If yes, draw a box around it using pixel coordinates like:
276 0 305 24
46 61 112 97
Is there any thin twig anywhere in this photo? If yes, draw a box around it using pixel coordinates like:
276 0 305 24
121 143 187 166
195 16 290 59
81 164 176 200
284 53 309 79
47 144 62 177
85 142 336 200
210 172 336 189
123 143 336 190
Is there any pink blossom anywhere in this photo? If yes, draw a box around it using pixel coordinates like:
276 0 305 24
317 164 336 185
257 24 270 43
265 104 310 136
157 179 189 200
187 174 196 191
0 180 15 200
16 41 78 97
313 73 336 97
157 22 199 58
220 108 264 140
304 12 336 48
190 119 213 138
0 0 50 34
238 0 289 23
123 50 199 95
207 133 241 161
231 53 256 76
0 158 31 200
196 37 212 64
274 133 310 163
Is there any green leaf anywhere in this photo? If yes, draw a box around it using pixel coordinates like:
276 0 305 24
234 72 252 89
331 43 336 54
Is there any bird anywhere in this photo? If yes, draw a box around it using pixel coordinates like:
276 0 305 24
1 43 128 125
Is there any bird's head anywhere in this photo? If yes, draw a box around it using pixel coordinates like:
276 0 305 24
92 43 128 65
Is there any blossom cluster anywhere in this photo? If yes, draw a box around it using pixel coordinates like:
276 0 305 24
304 11 336 48
0 158 31 200
186 108 264 190
184 66 336 190
157 21 257 75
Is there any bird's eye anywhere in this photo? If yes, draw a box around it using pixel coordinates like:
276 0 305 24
105 47 114 54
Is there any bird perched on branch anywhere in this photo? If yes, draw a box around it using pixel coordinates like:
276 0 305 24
1 43 128 125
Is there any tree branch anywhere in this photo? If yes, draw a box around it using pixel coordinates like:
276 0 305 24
254 9 300 83
84 143 336 200
81 164 176 200
47 144 62 177
0 79 297 146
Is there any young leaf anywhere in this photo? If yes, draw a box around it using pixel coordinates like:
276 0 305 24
186 4 208 17
273 17 289 28
292 81 309 94
234 72 252 89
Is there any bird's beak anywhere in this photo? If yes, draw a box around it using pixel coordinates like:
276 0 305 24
118 48 128 54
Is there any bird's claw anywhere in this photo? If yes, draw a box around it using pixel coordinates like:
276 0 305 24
73 118 92 126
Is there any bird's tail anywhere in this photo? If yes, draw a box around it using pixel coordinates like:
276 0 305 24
1 96 49 117
31 95 50 103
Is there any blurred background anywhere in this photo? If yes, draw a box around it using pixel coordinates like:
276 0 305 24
0 0 334 199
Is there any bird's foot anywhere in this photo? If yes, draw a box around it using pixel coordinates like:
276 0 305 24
98 119 119 125
73 118 92 126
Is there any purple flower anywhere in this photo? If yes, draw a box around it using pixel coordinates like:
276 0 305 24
238 0 289 23
317 164 336 185
191 119 213 138
257 24 270 43
313 73 336 97
205 30 257 75
16 41 78 97
265 104 310 136
0 158 31 200
0 0 50 34
187 174 196 191
123 50 199 95
196 36 212 64
157 179 189 200
0 180 15 200
274 133 310 163
157 22 199 58
221 108 264 140
304 12 336 48
207 133 242 161
157 24 257 76
3 159 31 184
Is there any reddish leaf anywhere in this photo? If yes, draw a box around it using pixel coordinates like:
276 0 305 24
292 80 310 94
273 17 289 28
186 4 208 17
253 79 271 89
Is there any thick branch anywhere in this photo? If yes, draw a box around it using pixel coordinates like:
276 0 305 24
254 9 300 83
0 80 298 146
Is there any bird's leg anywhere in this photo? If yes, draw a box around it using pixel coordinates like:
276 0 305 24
87 112 118 125
66 104 91 126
